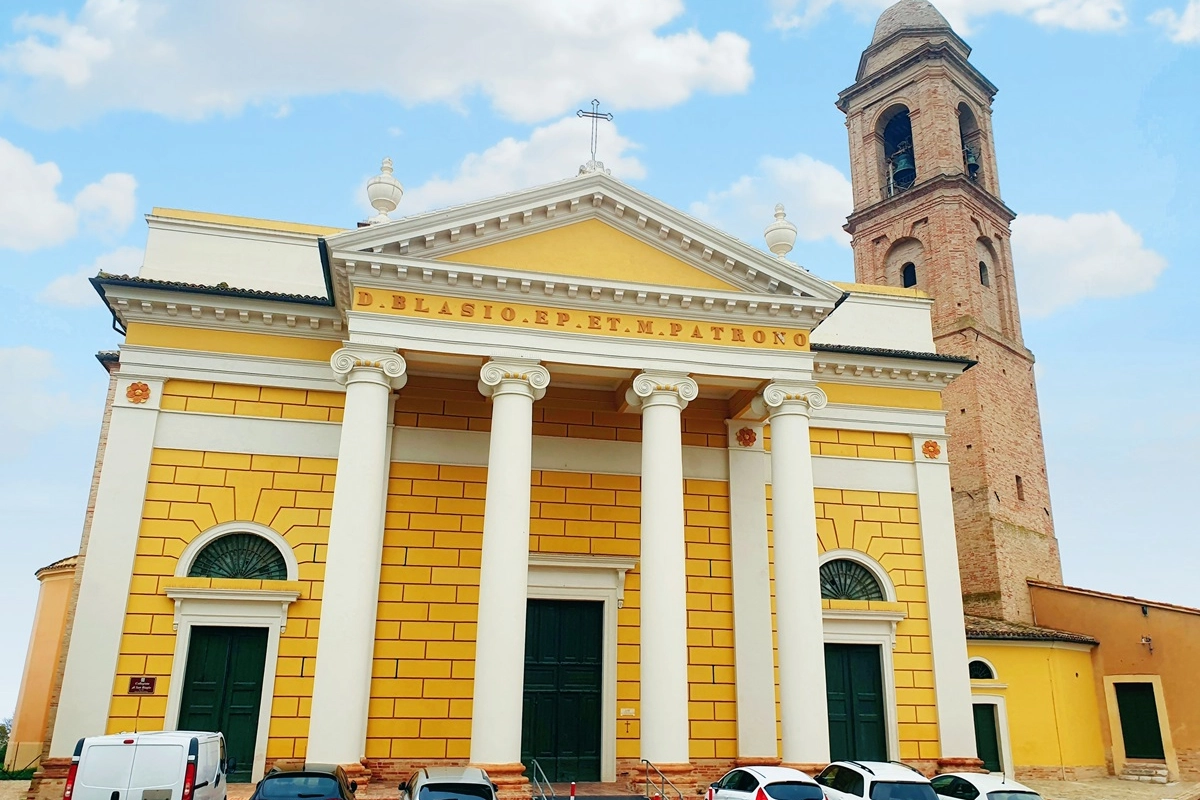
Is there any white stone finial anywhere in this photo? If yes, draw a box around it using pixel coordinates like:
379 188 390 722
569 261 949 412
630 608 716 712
764 203 798 259
366 157 404 225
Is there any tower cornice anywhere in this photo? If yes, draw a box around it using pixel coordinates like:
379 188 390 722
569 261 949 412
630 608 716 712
844 173 1015 235
839 40 998 111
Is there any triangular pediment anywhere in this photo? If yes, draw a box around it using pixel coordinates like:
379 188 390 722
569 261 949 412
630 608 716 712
438 219 741 292
325 171 845 305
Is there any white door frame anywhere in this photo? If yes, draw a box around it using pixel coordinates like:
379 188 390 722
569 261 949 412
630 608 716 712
163 587 300 782
526 554 637 784
822 609 906 761
969 694 1015 779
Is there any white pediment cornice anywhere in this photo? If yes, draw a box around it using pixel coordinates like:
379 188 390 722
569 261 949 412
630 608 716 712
324 171 844 306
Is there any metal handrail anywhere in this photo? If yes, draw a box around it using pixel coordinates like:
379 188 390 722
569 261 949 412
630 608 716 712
527 760 556 800
641 759 684 800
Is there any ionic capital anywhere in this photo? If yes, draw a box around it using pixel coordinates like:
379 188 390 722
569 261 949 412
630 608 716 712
478 359 551 401
625 371 699 412
753 382 827 419
330 347 407 389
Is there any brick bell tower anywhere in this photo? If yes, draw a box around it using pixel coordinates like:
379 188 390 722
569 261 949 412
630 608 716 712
837 0 1062 622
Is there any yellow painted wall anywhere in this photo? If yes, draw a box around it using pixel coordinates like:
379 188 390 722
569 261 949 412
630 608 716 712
967 643 1106 773
6 563 75 771
107 447 334 761
769 488 939 760
162 380 344 421
125 323 340 362
439 219 740 291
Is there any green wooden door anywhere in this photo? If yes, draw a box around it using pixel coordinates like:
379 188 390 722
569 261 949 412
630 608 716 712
521 600 602 782
972 704 1003 772
825 643 887 762
1115 683 1166 760
178 627 267 782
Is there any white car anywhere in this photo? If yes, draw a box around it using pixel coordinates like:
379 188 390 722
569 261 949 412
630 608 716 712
815 761 937 800
707 766 824 800
930 773 1042 800
399 767 498 800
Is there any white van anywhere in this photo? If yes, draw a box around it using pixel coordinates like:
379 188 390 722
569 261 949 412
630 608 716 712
64 732 231 800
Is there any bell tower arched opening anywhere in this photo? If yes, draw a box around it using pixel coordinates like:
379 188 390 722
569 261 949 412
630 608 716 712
959 103 983 182
879 105 916 197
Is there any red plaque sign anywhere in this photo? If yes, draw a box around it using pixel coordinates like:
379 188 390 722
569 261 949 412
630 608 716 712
128 676 157 695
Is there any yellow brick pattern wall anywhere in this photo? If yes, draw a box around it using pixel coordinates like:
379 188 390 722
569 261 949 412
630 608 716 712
161 380 344 422
110 448 335 762
814 489 939 761
368 463 486 760
683 479 736 760
765 426 915 461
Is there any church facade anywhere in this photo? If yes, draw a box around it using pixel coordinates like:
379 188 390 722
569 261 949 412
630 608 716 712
26 0 1192 795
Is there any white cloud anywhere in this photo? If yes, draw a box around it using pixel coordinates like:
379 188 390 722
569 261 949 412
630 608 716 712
0 137 137 251
1012 211 1166 317
0 347 95 457
40 245 143 307
1150 1 1200 42
399 116 646 215
690 153 853 250
0 0 753 127
770 0 1126 34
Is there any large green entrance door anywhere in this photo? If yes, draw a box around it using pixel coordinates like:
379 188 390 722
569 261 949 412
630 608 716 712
972 704 1003 772
826 643 887 762
521 600 602 782
178 626 268 782
1115 683 1166 760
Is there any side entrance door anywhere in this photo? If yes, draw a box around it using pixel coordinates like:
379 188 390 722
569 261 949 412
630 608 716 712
825 643 887 762
521 599 603 782
972 703 1003 773
178 626 267 782
1115 682 1166 760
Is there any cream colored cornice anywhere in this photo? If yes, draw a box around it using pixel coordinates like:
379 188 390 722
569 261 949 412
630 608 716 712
813 348 967 388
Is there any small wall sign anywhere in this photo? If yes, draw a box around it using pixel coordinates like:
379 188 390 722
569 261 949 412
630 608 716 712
128 676 157 695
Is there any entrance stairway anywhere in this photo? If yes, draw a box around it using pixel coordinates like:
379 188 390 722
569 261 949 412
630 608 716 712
1121 760 1170 784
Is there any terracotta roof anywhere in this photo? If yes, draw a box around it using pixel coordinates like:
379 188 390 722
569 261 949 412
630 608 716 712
964 614 1097 645
872 0 953 44
812 342 976 367
92 273 332 305
36 555 78 578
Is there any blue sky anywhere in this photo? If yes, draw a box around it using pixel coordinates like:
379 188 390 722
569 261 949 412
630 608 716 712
0 0 1197 717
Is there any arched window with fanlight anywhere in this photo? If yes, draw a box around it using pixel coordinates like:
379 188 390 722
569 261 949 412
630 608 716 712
820 559 886 601
188 532 289 581
969 659 997 681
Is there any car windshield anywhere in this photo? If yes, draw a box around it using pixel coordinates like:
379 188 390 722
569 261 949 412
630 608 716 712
987 793 1040 800
870 783 938 800
419 784 493 800
763 782 824 800
258 776 341 799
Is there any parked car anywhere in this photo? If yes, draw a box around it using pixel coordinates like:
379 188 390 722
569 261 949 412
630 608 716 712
64 731 229 800
400 767 498 800
249 763 357 800
815 761 937 800
708 766 824 800
930 773 1041 800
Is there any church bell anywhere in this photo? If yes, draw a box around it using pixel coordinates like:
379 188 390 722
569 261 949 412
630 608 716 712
964 147 980 180
890 148 916 188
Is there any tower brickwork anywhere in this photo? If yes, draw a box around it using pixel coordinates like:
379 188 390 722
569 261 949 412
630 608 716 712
838 0 1062 622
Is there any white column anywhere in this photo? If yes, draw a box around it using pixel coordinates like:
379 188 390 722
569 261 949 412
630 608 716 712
627 371 698 765
758 382 830 765
50 376 163 757
469 360 549 767
307 347 406 766
725 421 779 758
913 434 978 761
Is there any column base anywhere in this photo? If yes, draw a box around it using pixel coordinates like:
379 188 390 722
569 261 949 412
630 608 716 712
736 757 783 768
341 759 374 787
631 762 695 797
936 757 986 774
780 763 828 777
471 763 531 800
27 757 71 800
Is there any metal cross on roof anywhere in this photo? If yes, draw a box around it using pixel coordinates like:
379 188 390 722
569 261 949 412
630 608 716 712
577 99 613 167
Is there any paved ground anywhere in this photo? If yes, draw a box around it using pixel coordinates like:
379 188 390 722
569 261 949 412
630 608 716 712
1024 778 1200 800
0 780 28 800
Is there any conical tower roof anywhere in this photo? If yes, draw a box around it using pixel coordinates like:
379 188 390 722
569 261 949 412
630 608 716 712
871 0 953 44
